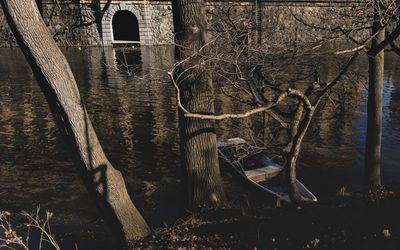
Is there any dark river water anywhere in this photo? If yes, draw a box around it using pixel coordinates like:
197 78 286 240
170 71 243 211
0 47 399 248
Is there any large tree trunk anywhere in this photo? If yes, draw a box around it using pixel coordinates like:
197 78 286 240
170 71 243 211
365 17 385 187
1 0 150 243
173 0 225 208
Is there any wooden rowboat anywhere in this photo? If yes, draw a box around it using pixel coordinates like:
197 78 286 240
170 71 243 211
217 138 317 204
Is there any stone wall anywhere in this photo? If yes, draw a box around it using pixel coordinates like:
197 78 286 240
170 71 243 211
207 1 368 45
0 0 173 47
0 8 15 47
100 1 174 46
0 1 368 47
41 0 101 46
0 1 101 47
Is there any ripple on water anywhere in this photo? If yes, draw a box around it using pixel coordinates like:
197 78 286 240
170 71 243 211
0 47 399 245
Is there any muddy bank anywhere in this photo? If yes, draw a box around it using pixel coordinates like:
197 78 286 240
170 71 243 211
2 186 400 249
132 188 400 249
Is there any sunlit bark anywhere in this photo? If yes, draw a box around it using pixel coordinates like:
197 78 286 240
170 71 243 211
1 0 150 243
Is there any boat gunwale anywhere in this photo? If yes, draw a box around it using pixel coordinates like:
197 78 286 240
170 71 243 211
217 137 318 203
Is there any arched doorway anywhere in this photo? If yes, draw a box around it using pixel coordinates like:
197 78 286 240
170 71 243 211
112 10 140 42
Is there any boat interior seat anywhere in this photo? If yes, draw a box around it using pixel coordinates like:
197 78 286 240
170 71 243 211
245 165 282 183
243 153 279 170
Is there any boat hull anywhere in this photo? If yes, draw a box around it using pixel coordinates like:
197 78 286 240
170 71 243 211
218 138 317 203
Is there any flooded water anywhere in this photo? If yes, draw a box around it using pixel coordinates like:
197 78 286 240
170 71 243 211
0 46 399 247
300 52 400 195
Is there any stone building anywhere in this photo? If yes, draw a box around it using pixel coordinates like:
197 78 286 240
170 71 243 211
37 0 174 46
0 0 364 47
1 0 174 46
97 0 174 46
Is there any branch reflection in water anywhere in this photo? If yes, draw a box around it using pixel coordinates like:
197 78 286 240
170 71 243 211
0 46 399 247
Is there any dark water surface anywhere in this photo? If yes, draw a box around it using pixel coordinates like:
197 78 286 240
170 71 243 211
0 47 399 247
300 52 400 195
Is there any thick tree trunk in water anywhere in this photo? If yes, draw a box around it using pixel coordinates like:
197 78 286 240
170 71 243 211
365 21 385 187
173 0 225 208
1 0 150 243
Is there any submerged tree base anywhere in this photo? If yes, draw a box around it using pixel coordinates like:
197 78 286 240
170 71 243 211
131 186 400 249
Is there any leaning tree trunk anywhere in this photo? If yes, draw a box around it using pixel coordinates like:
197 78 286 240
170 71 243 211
1 0 150 243
173 0 225 208
285 106 315 203
365 18 385 187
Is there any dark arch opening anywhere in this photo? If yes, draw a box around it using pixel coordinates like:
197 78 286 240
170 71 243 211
112 10 140 41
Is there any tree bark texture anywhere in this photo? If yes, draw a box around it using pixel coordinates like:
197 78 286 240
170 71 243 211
1 0 150 242
284 106 315 203
173 0 225 208
365 18 385 187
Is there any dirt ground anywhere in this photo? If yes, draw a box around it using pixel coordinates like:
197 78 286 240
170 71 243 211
131 186 400 249
3 185 400 249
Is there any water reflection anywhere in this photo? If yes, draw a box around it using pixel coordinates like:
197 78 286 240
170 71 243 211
382 53 400 178
303 53 400 193
0 46 399 246
216 52 400 196
0 46 179 247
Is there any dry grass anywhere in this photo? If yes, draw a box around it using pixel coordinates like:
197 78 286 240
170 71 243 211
0 207 60 250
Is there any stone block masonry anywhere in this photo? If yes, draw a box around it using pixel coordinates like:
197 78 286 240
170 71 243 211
0 7 15 47
206 1 368 45
0 1 368 47
0 0 174 47
40 0 101 46
0 0 102 47
100 1 174 46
